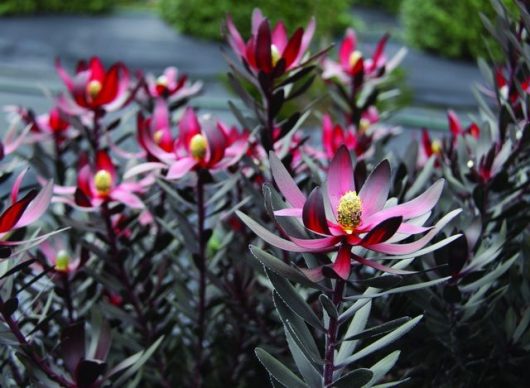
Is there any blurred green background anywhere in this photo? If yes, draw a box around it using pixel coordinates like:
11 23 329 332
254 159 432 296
0 0 517 61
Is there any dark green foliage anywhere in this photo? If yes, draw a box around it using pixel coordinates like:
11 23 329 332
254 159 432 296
401 0 516 59
158 0 352 41
0 0 110 15
350 0 403 13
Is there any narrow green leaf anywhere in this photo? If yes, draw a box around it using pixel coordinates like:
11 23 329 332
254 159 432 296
333 368 373 388
255 348 307 388
285 331 322 388
106 336 164 383
338 316 423 367
368 351 401 386
344 277 451 300
249 245 325 291
336 301 371 365
267 269 324 331
460 254 519 292
319 294 338 320
513 307 530 344
344 318 412 342
273 292 322 365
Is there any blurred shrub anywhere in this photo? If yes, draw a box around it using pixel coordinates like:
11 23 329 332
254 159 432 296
158 0 353 41
0 0 110 15
401 0 516 60
350 0 403 13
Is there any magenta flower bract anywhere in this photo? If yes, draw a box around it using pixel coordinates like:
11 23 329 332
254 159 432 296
138 107 248 179
39 238 80 275
226 8 315 76
448 110 480 140
0 169 53 245
321 113 379 159
142 66 202 102
55 56 130 112
239 146 460 279
53 150 147 210
322 28 388 83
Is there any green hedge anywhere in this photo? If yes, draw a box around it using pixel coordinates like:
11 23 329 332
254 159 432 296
401 0 516 60
350 0 403 14
0 0 110 15
158 0 353 41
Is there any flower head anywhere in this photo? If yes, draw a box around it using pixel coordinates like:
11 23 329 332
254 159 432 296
239 146 460 279
38 239 81 275
139 107 248 179
0 169 53 247
226 9 315 76
55 56 130 112
62 150 147 210
322 28 389 84
142 67 202 102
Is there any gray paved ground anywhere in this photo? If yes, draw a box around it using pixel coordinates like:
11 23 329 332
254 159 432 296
0 9 482 134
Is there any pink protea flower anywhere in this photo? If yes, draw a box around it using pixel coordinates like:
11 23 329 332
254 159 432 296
38 238 81 275
320 113 377 159
238 146 460 279
15 106 78 143
495 67 530 104
226 8 315 76
55 56 130 112
467 141 511 184
448 110 480 141
142 66 202 102
138 107 248 179
53 150 148 210
0 121 30 161
137 98 174 159
419 128 443 166
0 169 53 247
322 28 389 83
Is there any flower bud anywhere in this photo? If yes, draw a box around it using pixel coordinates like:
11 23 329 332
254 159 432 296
349 50 363 69
94 169 112 195
87 80 102 99
55 249 70 272
271 44 281 67
189 134 208 160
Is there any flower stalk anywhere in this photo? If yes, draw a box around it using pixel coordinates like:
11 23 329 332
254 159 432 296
323 278 345 387
0 296 76 388
193 169 207 388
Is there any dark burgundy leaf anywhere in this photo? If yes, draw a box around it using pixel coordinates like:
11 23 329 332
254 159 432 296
61 321 86 376
0 189 38 233
255 20 272 73
302 188 331 235
76 359 106 388
1 297 18 316
361 217 403 246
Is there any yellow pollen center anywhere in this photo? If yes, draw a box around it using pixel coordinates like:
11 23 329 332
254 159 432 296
431 140 442 155
337 191 362 233
359 118 370 134
189 134 208 160
349 50 363 69
55 249 70 272
153 129 164 144
94 169 112 195
156 75 168 87
87 80 102 99
271 44 281 67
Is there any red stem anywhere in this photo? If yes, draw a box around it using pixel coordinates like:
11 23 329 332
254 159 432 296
193 170 207 388
0 297 76 387
323 278 345 387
